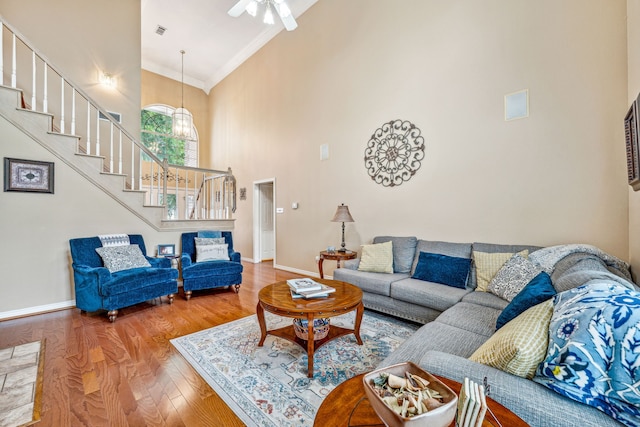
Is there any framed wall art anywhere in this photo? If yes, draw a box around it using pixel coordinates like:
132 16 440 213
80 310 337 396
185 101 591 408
624 98 640 191
4 157 55 194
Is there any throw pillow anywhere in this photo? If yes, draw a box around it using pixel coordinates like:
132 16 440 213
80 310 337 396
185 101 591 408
358 241 393 273
488 254 542 301
412 251 472 289
95 244 151 273
473 250 529 292
196 243 230 262
470 299 553 379
194 237 226 246
534 282 640 426
495 272 556 330
373 236 418 273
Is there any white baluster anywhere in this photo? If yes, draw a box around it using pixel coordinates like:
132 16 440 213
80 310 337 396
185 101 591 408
118 131 122 174
138 148 142 190
86 101 91 155
60 77 65 133
11 34 16 88
150 162 154 205
42 65 48 113
131 141 135 189
31 52 36 110
95 110 100 155
109 122 113 172
0 22 4 86
70 88 76 135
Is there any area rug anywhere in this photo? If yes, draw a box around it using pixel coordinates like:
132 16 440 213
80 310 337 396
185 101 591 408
171 310 418 427
0 340 45 427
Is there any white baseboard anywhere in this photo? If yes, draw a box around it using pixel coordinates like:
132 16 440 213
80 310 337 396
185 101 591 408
273 264 327 279
0 300 76 321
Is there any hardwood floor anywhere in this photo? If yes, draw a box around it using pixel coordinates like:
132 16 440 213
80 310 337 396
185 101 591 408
0 262 302 427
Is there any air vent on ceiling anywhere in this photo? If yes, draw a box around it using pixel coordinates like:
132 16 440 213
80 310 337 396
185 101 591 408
155 25 167 36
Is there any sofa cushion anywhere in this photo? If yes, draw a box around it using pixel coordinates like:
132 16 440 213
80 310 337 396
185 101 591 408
95 244 151 273
435 302 501 337
412 252 471 289
488 254 542 301
333 268 409 297
373 236 418 273
496 272 556 330
473 249 528 292
390 277 471 312
410 240 472 276
358 241 393 273
380 322 491 367
461 291 509 310
470 299 553 379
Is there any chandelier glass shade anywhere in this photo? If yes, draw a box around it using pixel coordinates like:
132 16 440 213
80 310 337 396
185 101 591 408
172 50 195 139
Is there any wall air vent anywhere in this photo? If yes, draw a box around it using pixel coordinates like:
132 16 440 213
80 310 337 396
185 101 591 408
155 25 167 36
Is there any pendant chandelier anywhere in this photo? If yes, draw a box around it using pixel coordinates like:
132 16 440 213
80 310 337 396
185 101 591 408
172 50 195 140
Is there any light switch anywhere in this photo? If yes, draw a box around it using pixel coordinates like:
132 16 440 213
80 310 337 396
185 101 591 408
292 202 298 209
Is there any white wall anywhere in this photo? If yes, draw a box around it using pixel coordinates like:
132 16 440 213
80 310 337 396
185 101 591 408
210 0 630 277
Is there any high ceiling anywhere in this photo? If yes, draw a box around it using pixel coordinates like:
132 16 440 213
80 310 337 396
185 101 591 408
141 0 318 94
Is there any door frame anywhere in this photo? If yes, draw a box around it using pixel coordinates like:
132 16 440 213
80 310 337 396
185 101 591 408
252 178 276 264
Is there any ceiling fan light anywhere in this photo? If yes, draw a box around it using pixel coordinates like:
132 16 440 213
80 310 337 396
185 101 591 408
263 5 275 25
246 1 258 17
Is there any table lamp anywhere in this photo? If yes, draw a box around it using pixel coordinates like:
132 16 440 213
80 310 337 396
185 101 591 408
331 203 355 252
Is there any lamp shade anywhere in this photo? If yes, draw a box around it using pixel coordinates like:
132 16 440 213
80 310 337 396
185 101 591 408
331 204 354 223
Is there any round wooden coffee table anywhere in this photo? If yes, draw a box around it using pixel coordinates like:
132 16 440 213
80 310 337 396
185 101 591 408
314 373 529 427
256 279 364 378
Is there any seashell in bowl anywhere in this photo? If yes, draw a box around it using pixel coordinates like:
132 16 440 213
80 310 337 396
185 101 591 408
363 362 458 427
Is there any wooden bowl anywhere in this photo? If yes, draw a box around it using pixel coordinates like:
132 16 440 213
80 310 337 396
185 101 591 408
363 362 458 427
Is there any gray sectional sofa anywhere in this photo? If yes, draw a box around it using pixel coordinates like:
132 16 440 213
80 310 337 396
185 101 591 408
333 236 633 427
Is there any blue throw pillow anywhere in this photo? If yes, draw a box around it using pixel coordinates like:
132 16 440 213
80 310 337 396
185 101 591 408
496 272 556 330
412 251 471 289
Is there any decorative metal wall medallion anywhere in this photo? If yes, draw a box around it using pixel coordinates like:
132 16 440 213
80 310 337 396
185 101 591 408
364 119 425 187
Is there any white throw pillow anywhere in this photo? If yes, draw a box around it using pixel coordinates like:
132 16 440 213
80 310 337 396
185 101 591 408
196 243 230 262
95 244 151 273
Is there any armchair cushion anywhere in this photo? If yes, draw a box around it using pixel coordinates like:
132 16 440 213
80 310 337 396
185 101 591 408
95 244 151 273
102 267 178 296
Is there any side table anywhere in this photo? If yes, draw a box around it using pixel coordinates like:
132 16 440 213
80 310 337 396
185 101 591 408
318 250 357 279
314 373 529 427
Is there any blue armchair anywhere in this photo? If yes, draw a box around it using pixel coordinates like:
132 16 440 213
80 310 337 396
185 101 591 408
69 234 179 322
180 231 243 299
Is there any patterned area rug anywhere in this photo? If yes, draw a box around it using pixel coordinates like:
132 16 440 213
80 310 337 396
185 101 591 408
0 340 45 427
171 310 418 427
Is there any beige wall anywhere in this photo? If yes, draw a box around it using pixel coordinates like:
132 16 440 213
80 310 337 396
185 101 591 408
0 0 142 138
141 70 212 167
629 0 640 280
210 0 630 277
0 115 186 315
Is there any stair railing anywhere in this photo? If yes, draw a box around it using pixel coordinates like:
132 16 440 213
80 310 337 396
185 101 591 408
0 16 235 221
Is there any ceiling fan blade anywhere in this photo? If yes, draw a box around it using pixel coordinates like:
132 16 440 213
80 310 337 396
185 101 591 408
228 0 253 17
275 3 298 31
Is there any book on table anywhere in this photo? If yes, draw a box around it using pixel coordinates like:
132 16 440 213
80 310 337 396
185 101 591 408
287 278 323 292
290 284 336 299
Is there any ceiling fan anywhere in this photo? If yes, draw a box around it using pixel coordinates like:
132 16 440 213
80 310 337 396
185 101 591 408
228 0 298 31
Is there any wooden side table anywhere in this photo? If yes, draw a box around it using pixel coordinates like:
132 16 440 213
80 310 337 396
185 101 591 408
314 373 529 427
318 250 357 279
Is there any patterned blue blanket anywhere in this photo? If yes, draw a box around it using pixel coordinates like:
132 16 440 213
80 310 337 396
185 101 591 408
534 282 640 426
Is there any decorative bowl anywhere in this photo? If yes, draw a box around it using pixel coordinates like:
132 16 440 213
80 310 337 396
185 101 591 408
293 317 330 340
363 362 458 427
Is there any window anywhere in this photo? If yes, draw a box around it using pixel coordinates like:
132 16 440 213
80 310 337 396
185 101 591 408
141 104 198 167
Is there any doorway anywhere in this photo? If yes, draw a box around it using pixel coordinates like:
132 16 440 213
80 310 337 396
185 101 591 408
253 179 275 263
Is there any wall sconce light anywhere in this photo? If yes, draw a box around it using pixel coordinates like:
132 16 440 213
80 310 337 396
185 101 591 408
99 72 117 89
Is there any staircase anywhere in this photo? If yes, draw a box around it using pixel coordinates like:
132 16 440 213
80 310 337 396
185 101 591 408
0 17 235 232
